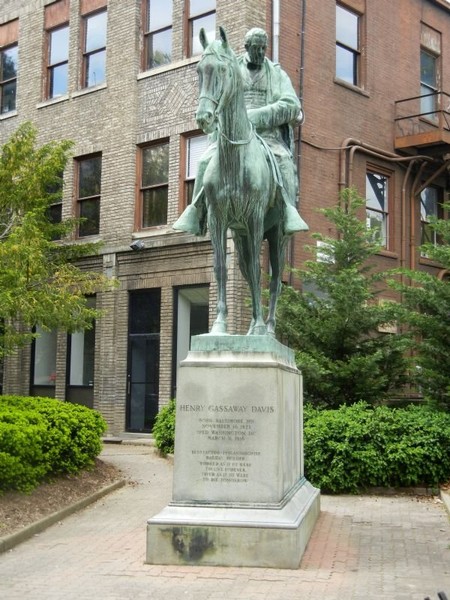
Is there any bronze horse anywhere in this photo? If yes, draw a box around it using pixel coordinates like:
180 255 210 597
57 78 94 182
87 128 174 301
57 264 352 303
195 27 290 336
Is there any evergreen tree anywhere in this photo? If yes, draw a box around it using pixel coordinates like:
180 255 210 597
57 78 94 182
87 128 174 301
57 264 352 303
0 122 114 357
276 188 410 407
389 203 450 409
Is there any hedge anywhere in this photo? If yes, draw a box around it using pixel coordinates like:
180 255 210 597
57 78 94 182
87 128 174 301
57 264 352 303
304 402 450 493
0 395 107 493
153 399 450 493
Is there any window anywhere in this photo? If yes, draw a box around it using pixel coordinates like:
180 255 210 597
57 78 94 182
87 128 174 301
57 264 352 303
420 187 441 248
0 44 18 114
336 4 360 86
366 172 389 247
188 0 216 57
172 285 209 397
46 171 64 239
140 143 169 228
76 155 101 237
420 24 441 120
82 9 107 87
31 327 57 397
47 26 69 98
68 326 95 386
184 134 209 206
0 19 18 114
44 1 70 99
420 49 438 119
144 0 172 70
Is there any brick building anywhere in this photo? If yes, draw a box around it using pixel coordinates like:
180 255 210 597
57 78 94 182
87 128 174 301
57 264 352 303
0 0 449 435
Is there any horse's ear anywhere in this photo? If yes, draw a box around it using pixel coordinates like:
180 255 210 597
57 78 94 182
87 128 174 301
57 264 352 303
219 26 228 48
199 28 208 50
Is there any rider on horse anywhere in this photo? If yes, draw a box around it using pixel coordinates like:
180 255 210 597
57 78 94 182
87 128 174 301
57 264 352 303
174 27 308 237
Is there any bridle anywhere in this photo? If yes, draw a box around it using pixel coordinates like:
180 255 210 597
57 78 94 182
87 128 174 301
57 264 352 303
197 50 254 146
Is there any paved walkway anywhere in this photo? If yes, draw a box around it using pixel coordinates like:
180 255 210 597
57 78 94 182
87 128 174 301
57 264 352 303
1 444 449 600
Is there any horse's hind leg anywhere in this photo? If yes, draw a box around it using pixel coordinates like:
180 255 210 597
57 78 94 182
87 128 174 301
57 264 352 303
210 221 228 335
266 225 288 336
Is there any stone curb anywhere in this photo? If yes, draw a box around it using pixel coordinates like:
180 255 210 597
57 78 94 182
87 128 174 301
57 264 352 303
0 479 127 554
441 489 450 519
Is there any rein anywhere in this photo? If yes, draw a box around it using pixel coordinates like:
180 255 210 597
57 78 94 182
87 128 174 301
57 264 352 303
219 123 254 145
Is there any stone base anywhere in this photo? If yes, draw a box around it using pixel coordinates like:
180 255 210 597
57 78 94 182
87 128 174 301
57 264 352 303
146 335 320 569
146 479 320 569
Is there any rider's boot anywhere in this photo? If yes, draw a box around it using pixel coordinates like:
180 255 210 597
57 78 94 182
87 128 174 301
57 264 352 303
283 201 309 235
173 187 205 235
173 204 201 234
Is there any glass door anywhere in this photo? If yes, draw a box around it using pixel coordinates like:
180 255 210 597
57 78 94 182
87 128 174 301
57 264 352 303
127 290 161 432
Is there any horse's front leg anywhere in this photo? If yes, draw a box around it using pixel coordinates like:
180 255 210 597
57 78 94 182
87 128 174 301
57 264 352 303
209 220 228 335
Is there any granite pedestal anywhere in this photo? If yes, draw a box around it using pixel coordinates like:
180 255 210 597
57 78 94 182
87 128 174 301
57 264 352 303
146 335 320 569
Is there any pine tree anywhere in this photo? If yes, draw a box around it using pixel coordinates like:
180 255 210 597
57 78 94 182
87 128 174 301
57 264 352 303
389 203 450 409
276 188 410 407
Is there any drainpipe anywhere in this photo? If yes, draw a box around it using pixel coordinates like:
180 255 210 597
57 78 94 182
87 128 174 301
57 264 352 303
288 0 306 285
272 0 280 63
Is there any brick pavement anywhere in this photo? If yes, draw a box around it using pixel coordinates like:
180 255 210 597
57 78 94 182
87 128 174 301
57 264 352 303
1 444 449 600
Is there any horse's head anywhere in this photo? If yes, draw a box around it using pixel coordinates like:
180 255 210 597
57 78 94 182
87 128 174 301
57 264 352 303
195 27 238 134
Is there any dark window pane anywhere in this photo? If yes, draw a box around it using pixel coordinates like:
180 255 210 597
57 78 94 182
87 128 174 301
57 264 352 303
79 198 100 236
143 188 168 227
79 157 102 198
186 180 195 205
142 145 169 186
190 0 216 17
191 13 215 56
86 11 107 53
50 26 69 64
1 81 16 112
149 0 172 31
1 46 18 80
336 5 358 49
336 46 356 84
48 203 62 225
50 63 68 97
129 289 161 334
147 29 172 68
86 50 105 86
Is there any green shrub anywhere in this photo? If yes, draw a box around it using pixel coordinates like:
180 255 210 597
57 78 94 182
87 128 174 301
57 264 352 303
153 399 176 455
0 395 107 492
304 402 450 493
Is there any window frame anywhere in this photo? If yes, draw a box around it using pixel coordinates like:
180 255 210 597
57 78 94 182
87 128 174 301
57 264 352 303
143 0 173 71
75 154 102 238
365 169 392 250
186 0 216 58
137 140 169 230
81 8 107 89
335 2 362 88
30 327 58 398
46 23 70 99
420 186 442 251
0 43 18 114
420 48 439 120
180 132 209 213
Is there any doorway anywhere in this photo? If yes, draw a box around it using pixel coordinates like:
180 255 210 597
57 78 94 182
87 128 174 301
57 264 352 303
127 289 161 432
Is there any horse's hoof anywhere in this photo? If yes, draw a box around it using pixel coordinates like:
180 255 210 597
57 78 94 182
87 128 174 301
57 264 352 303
210 321 227 335
248 324 267 336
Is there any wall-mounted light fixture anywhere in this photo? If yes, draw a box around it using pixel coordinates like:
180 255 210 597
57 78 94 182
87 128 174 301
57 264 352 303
130 239 145 251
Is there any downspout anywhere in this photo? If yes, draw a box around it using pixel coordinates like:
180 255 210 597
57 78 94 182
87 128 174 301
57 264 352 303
272 0 280 63
289 0 306 285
